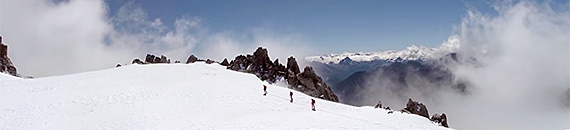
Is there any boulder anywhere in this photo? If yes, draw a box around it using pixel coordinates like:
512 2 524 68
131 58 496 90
430 113 449 128
132 59 144 64
145 54 156 63
220 58 230 66
186 55 198 64
404 98 430 118
159 55 168 63
116 64 122 67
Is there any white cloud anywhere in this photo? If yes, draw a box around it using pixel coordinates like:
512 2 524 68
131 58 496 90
0 0 310 77
441 1 570 129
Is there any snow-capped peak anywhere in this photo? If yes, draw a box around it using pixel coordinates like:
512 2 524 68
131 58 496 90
305 35 461 64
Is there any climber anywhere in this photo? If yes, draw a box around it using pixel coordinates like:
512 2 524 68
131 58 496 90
290 91 293 103
263 85 267 96
311 99 316 111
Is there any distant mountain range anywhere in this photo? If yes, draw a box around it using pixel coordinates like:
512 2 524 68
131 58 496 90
305 35 474 106
305 35 460 64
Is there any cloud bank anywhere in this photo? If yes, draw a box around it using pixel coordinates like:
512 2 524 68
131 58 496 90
437 1 569 129
0 0 310 77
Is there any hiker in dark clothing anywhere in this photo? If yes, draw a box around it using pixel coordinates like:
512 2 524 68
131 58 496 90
290 91 293 103
263 85 267 96
311 99 316 111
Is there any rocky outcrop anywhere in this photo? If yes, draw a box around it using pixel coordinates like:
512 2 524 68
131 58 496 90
205 59 215 64
286 57 300 74
401 98 449 128
404 98 429 118
227 47 285 83
287 66 338 102
220 58 230 66
133 54 171 64
227 47 339 102
144 54 171 64
132 59 144 64
186 55 198 64
430 113 449 128
0 36 18 76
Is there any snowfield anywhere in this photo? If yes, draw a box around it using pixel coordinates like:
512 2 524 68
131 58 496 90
0 63 450 129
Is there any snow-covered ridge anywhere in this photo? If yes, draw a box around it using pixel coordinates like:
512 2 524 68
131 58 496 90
0 63 450 129
306 35 460 64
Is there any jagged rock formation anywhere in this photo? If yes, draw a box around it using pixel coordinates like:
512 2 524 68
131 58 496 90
145 54 171 64
131 54 171 64
0 36 18 76
220 58 230 66
227 47 286 83
430 113 449 128
286 57 300 74
226 47 339 102
186 55 198 64
403 98 429 118
286 66 338 102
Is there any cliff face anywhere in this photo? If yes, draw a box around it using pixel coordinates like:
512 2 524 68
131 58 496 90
0 36 18 76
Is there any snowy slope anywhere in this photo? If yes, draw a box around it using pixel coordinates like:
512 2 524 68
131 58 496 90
306 35 460 64
0 73 20 80
0 63 450 129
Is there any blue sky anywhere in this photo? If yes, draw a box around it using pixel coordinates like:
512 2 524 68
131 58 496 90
104 0 495 54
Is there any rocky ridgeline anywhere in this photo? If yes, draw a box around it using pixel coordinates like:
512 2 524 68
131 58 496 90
130 47 338 102
226 47 338 102
0 36 18 77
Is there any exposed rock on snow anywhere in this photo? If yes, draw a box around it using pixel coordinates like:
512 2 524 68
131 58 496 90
431 113 449 128
0 36 18 77
132 58 144 64
403 98 429 119
227 47 339 102
143 54 171 64
220 58 230 66
186 55 198 64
